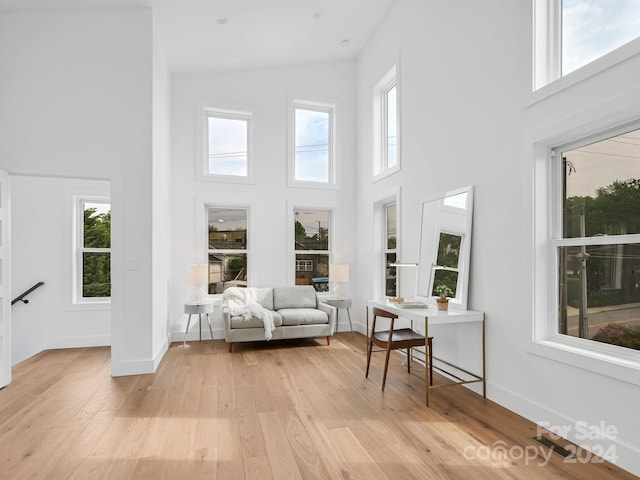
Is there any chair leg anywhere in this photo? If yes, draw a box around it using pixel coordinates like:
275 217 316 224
327 336 331 345
365 335 373 378
381 344 392 391
406 348 411 373
228 342 233 353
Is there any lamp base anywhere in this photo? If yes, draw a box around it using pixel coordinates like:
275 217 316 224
333 283 345 299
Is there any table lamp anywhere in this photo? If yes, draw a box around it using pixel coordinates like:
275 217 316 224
188 263 208 303
329 264 349 298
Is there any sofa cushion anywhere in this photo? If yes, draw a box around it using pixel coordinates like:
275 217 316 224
279 308 328 326
255 287 274 310
273 286 317 310
230 311 282 329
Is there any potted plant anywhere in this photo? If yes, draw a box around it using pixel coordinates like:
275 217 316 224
434 284 453 311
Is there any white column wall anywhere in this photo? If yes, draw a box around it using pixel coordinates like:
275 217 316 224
0 9 156 376
356 0 639 476
152 25 172 367
170 60 357 339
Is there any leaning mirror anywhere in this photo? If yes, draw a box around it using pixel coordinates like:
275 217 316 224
417 186 474 309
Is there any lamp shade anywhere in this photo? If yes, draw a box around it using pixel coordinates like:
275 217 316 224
188 264 208 285
329 264 349 283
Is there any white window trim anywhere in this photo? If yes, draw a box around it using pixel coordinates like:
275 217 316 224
373 64 401 181
196 103 255 184
373 187 401 299
287 97 338 189
530 113 640 386
287 201 335 296
528 0 640 105
72 195 111 307
203 204 251 299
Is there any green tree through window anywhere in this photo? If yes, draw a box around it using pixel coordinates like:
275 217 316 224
82 203 111 298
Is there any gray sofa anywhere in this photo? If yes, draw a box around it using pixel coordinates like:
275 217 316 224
222 286 336 352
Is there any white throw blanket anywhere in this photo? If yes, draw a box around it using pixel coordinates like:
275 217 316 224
222 287 276 340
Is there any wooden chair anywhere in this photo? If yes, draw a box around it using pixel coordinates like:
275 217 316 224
366 307 433 391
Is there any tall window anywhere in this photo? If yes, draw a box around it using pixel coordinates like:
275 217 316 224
534 0 640 89
384 203 397 297
206 109 251 177
384 83 398 170
207 207 248 294
553 124 640 352
294 209 331 292
373 65 399 177
77 198 111 302
292 102 335 185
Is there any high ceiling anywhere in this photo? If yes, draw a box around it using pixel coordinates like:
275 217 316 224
0 0 395 72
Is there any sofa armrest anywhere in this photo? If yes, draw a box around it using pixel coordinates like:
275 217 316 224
318 302 337 335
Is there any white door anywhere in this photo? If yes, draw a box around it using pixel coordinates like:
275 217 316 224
0 171 10 389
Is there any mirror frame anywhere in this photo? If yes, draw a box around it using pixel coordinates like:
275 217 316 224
417 185 474 310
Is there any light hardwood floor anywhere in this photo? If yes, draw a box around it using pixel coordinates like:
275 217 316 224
0 334 637 480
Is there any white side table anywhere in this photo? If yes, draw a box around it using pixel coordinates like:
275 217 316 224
325 298 353 335
184 302 215 346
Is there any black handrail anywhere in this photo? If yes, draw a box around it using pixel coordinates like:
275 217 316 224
12 281 45 305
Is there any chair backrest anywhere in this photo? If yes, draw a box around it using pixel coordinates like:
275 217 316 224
372 307 398 319
372 307 398 334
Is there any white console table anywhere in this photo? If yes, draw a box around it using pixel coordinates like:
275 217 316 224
366 298 485 407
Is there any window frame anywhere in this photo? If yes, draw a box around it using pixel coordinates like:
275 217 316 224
288 99 337 188
198 105 254 183
531 0 640 99
531 117 640 385
373 64 400 180
206 206 250 296
289 206 333 293
74 196 111 305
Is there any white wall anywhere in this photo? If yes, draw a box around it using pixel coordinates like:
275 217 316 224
170 60 358 339
0 9 158 375
356 0 640 476
10 176 110 365
152 22 172 367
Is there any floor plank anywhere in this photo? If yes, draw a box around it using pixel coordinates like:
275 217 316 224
0 335 637 480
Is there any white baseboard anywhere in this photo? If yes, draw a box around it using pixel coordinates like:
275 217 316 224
152 337 169 371
489 382 640 477
45 334 110 350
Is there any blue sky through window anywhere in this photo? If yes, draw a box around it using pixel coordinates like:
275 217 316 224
562 0 640 75
295 107 330 182
208 116 248 176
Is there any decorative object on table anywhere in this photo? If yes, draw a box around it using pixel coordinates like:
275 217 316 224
329 264 349 298
396 301 428 309
435 284 453 311
188 263 208 303
389 262 418 303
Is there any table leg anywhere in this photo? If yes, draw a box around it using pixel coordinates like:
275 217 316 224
183 314 193 347
335 309 340 334
346 308 354 337
205 313 214 345
199 314 202 341
425 315 430 407
482 314 486 398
